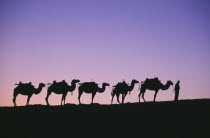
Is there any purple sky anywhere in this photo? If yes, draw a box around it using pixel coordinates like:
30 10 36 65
0 0 210 106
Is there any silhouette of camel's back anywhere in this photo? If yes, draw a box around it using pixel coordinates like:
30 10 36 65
114 82 127 89
84 82 99 85
15 83 35 91
80 82 99 90
50 81 69 90
142 78 162 87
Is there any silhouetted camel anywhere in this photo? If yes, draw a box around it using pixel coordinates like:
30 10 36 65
46 79 80 105
139 78 173 102
78 82 110 104
13 82 46 106
111 79 139 104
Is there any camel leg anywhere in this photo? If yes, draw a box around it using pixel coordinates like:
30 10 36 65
142 92 146 102
138 92 142 103
26 94 32 106
122 94 126 104
91 92 96 104
13 93 18 107
140 88 146 102
121 94 124 104
61 94 64 106
61 92 67 105
63 93 68 105
78 90 83 104
45 90 52 106
154 91 158 102
111 93 115 104
116 93 120 104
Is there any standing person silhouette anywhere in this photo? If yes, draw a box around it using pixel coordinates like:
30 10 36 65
174 81 180 101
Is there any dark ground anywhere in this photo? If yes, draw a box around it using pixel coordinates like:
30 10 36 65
0 99 210 138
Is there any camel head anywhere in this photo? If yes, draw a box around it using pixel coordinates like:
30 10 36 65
167 80 173 86
103 83 110 87
39 83 46 88
132 79 139 84
97 83 110 93
72 79 80 84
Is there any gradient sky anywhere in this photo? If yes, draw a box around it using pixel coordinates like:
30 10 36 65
0 0 210 106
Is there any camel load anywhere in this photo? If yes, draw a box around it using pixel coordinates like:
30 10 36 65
142 77 162 87
82 82 99 86
113 81 128 88
14 82 36 96
15 82 35 89
47 80 69 88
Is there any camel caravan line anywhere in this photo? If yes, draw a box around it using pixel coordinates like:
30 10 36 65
13 77 175 106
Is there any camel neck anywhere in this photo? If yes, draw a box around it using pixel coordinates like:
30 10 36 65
128 81 135 91
98 84 106 93
69 81 77 92
35 86 43 95
161 82 170 90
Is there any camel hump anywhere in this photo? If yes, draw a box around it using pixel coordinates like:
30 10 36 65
52 80 68 87
144 77 161 85
16 82 35 89
118 81 129 85
115 82 128 88
81 82 99 90
85 82 98 85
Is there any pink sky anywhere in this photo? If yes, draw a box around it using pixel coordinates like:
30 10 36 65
0 0 210 106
